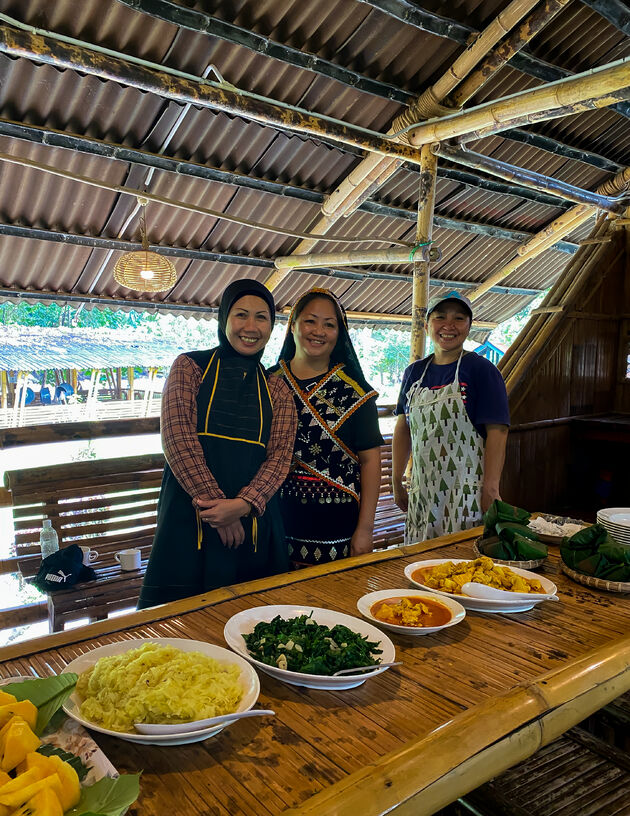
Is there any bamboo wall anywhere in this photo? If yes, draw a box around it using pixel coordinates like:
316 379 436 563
501 229 630 513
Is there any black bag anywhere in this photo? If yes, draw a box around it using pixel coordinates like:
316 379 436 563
32 544 96 593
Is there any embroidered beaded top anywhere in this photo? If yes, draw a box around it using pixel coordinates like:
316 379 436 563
272 361 383 501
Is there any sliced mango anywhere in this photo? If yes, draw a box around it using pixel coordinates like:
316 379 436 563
15 754 55 778
0 703 37 733
0 773 9 788
0 693 16 708
0 768 44 795
47 755 81 810
0 721 40 773
5 786 63 816
0 773 61 808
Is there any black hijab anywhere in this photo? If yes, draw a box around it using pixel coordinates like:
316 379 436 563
217 279 276 362
277 287 371 391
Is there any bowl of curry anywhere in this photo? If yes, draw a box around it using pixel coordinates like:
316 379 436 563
357 590 466 635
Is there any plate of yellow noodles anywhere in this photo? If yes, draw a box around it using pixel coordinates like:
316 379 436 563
404 557 557 613
61 638 260 745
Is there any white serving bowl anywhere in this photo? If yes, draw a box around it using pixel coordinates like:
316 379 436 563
404 559 557 613
62 637 260 746
224 604 396 690
357 589 466 634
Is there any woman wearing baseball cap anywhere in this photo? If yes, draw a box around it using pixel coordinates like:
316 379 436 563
392 290 509 542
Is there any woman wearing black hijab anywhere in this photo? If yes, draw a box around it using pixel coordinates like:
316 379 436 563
269 288 383 568
138 279 297 608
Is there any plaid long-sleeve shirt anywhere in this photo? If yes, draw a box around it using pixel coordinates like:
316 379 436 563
161 353 297 515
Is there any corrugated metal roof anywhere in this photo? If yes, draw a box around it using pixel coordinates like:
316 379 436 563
0 327 189 369
0 0 625 328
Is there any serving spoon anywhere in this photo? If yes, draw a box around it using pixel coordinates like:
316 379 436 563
461 582 558 602
333 661 403 676
134 709 275 735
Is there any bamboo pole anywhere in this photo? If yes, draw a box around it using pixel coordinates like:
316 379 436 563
408 58 630 146
426 0 541 103
410 145 438 361
501 218 614 394
0 25 426 166
448 0 573 107
0 371 6 410
266 0 544 291
284 635 630 816
274 247 418 270
434 143 622 211
468 206 595 302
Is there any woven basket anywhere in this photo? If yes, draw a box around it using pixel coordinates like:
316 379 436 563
560 563 630 593
473 540 546 570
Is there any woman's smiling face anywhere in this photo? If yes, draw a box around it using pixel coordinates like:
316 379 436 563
427 300 472 354
226 295 272 355
292 296 339 364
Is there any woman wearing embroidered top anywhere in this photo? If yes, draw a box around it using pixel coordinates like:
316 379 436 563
138 279 297 609
269 288 383 567
392 290 509 544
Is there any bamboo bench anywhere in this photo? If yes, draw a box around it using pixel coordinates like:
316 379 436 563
3 437 405 632
3 454 163 631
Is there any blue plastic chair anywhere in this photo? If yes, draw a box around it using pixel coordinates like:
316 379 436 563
55 383 74 403
40 386 52 405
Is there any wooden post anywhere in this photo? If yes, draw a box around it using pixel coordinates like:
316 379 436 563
116 367 122 400
0 371 6 410
410 145 438 362
71 369 77 394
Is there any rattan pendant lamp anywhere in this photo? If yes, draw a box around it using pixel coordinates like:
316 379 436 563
113 197 177 292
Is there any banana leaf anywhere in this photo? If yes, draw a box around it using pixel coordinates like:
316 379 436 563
495 521 541 543
479 534 547 562
561 523 630 582
483 500 531 537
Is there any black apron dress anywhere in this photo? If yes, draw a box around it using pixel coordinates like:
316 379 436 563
138 348 287 609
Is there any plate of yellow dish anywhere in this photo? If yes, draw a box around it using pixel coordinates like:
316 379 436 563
357 590 466 634
404 557 557 613
62 638 260 745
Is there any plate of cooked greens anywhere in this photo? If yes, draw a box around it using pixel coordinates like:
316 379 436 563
223 605 396 689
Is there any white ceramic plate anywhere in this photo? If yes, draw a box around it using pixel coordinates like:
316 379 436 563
62 637 260 746
356 589 466 635
597 508 630 527
223 605 396 689
404 559 557 613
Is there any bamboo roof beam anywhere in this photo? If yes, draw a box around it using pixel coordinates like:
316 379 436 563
410 145 438 360
0 223 542 296
0 25 427 166
358 0 630 118
434 143 625 211
0 120 579 220
407 58 630 145
267 0 562 289
469 162 630 300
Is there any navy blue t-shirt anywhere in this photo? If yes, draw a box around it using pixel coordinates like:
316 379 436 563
395 352 510 438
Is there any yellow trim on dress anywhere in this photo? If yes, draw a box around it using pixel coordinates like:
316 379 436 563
196 506 203 550
337 368 366 396
252 516 258 553
256 370 263 444
204 356 221 431
197 432 266 447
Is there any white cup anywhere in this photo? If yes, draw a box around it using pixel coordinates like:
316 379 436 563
80 546 98 566
115 548 141 571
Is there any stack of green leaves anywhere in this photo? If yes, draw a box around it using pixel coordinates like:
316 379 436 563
480 499 548 562
561 523 630 582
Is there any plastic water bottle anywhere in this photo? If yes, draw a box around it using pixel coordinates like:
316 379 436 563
39 519 59 559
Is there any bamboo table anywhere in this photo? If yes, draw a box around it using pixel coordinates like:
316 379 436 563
1 528 630 816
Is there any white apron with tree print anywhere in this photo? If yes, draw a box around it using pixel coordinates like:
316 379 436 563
405 353 485 544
